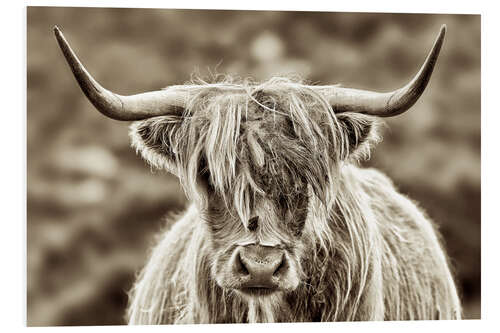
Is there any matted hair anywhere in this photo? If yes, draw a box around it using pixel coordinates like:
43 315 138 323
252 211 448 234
130 77 379 223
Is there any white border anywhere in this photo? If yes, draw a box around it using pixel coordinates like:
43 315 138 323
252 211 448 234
5 0 497 332
20 0 484 14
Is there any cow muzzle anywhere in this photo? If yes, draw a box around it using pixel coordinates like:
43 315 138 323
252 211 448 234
230 244 297 295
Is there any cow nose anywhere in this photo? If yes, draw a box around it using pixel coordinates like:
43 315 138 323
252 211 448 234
233 245 287 288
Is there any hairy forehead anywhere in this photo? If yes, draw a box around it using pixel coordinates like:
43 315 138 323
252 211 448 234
190 84 335 200
133 78 341 220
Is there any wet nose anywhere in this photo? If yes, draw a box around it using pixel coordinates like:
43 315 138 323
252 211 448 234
233 245 287 288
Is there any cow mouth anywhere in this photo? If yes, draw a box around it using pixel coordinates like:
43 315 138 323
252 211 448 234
238 287 278 296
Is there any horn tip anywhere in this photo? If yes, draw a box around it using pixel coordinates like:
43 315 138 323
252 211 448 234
53 25 63 39
439 24 447 38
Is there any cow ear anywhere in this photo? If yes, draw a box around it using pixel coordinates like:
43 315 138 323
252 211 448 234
129 117 184 175
335 112 381 160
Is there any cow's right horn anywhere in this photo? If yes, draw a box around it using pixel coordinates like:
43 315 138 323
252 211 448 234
54 26 187 121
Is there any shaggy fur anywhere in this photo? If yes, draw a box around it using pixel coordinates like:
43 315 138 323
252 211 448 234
126 77 461 324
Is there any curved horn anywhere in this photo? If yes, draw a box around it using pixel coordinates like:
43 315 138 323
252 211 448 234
313 25 446 117
54 26 186 121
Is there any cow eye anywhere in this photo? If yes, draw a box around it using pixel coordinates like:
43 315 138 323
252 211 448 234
247 216 259 231
278 194 289 211
198 156 215 192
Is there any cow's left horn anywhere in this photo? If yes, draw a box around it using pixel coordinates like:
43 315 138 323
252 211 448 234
54 26 187 121
313 25 446 117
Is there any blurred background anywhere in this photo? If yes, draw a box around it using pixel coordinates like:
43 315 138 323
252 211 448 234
27 7 480 325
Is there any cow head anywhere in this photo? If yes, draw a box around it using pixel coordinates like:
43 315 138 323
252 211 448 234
54 25 445 298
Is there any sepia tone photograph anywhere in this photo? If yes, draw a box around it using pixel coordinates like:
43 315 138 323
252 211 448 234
27 6 480 326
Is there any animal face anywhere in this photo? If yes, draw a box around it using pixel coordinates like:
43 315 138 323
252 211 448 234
130 81 356 296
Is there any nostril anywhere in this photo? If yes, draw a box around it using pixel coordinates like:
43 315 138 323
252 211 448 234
273 254 287 277
234 251 249 276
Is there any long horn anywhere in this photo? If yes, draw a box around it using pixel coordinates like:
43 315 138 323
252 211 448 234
313 25 446 117
54 26 187 121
